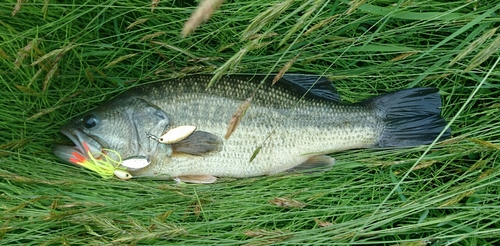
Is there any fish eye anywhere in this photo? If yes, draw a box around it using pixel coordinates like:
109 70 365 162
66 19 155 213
82 114 98 128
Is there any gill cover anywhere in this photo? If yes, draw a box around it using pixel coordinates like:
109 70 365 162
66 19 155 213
126 97 171 155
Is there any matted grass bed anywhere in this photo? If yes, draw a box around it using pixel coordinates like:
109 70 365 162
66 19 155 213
1 1 499 245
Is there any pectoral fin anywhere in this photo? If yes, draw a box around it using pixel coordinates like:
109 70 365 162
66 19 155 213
171 131 223 156
287 155 335 173
176 175 217 184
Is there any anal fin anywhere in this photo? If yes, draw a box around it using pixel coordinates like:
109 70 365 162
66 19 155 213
287 155 335 173
176 175 217 184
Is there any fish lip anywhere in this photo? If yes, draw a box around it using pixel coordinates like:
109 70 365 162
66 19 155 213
53 127 108 164
60 127 86 155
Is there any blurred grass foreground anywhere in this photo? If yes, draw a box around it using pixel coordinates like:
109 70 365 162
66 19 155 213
1 0 500 245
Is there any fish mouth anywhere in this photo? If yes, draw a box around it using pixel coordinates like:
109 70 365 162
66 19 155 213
53 128 107 165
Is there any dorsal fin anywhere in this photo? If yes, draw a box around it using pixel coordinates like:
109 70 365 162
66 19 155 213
280 74 340 102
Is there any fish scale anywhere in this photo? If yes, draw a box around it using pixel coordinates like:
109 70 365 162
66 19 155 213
130 78 377 177
54 74 451 183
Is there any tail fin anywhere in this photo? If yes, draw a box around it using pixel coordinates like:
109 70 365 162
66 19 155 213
362 88 451 147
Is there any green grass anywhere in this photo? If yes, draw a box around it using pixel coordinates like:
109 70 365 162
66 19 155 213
1 0 500 245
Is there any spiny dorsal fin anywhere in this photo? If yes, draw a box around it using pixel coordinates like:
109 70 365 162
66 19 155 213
286 155 335 173
280 74 340 102
171 131 223 156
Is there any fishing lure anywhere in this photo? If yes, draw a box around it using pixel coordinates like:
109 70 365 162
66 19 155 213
121 156 151 170
159 125 197 144
68 141 133 180
147 125 197 144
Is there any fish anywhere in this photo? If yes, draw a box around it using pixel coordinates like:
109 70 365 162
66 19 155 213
53 74 451 183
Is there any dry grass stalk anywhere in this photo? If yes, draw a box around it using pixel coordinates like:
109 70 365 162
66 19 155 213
151 0 160 12
243 229 292 246
38 43 76 91
127 18 149 30
391 51 418 62
225 97 252 140
0 48 10 60
273 53 301 85
140 32 166 41
104 53 138 69
182 0 224 37
14 84 36 95
465 34 500 72
465 159 488 175
241 0 294 41
31 43 78 66
15 40 38 69
478 169 495 180
12 0 23 16
247 32 279 40
27 68 44 88
449 27 498 67
269 197 306 208
470 138 500 150
84 67 94 83
91 65 108 79
304 14 340 36
27 106 62 121
43 62 59 91
209 39 260 87
248 146 262 163
279 0 323 47
439 189 475 207
42 0 50 19
346 0 366 15
150 41 198 60
314 218 333 227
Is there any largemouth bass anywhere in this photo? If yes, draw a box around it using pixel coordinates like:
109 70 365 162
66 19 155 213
53 74 451 183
